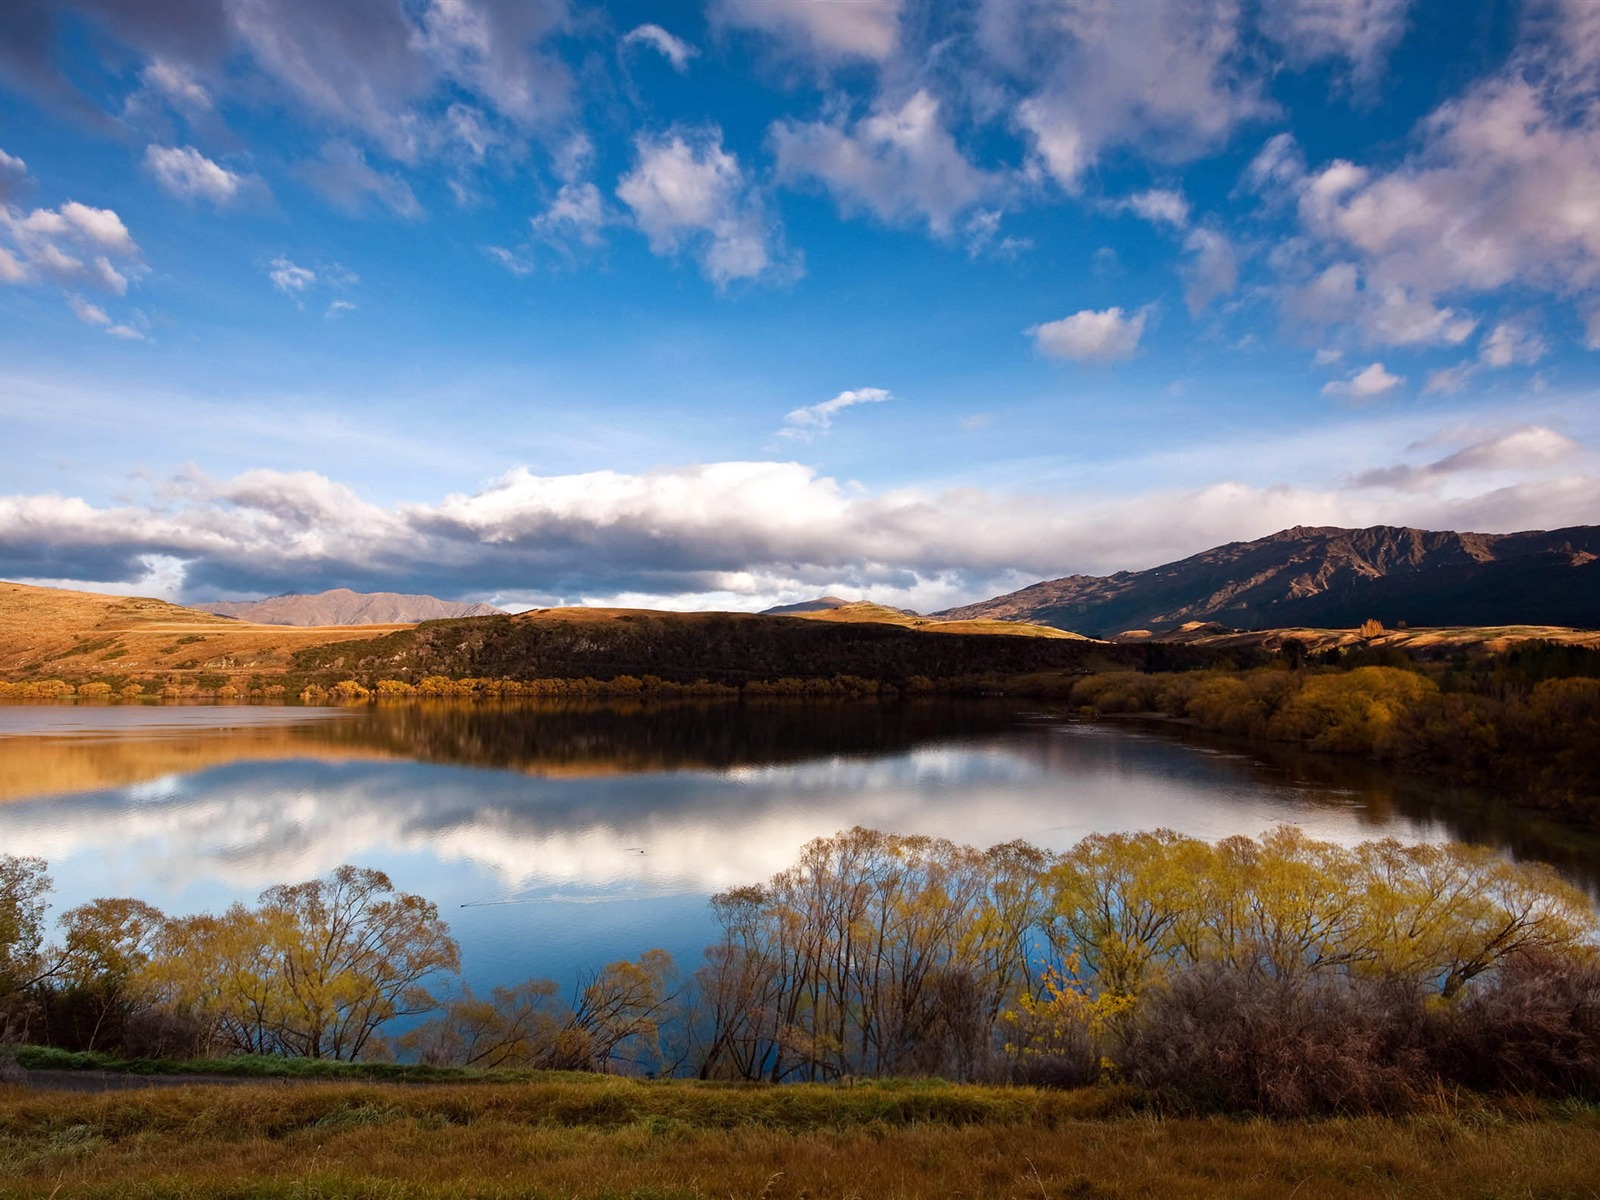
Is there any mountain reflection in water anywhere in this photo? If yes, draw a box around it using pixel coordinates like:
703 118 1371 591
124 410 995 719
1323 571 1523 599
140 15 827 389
1 699 1595 996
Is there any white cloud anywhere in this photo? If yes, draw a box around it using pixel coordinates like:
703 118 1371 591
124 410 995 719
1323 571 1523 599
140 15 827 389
1313 348 1344 366
1322 361 1403 400
144 145 252 205
963 209 1030 259
1479 320 1548 367
616 129 791 286
1181 226 1238 315
486 245 534 276
139 58 213 114
780 387 891 440
1028 306 1147 364
5 434 1597 612
268 257 316 294
105 323 146 341
66 294 109 327
1119 188 1190 229
418 0 572 130
1258 0 1410 85
531 181 606 248
300 142 423 219
711 0 901 63
1423 362 1477 395
0 198 142 297
772 91 999 236
990 0 1272 191
0 148 28 201
1287 260 1477 348
1587 310 1600 350
622 24 698 72
1254 6 1600 339
325 299 356 319
1354 424 1578 490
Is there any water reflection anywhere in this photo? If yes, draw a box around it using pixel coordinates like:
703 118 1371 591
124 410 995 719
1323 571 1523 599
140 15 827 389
2 700 1596 994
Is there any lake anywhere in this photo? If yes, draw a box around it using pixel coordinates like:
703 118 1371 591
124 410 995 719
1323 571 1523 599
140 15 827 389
2 699 1595 1000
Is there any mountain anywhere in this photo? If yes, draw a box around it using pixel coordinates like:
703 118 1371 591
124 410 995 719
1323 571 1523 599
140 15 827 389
762 596 920 616
193 588 504 626
761 595 855 614
938 525 1600 637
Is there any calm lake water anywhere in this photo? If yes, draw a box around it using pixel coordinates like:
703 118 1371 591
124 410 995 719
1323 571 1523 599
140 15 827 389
2 700 1596 998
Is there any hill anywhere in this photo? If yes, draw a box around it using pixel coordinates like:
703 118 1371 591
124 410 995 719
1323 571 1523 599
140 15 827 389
785 601 1087 639
940 524 1600 636
761 594 857 614
288 606 1123 687
193 588 503 625
0 581 410 680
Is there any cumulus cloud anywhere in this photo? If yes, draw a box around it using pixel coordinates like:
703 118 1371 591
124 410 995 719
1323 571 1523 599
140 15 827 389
986 0 1271 191
5 437 1597 612
1285 259 1477 348
1118 188 1190 229
1028 306 1147 364
1258 0 1410 85
617 128 792 286
711 0 901 63
1252 7 1600 347
780 387 891 440
144 145 256 205
531 181 607 249
66 294 110 328
1479 320 1548 368
622 24 698 72
0 196 143 298
1354 425 1579 490
772 91 1000 236
1322 361 1403 400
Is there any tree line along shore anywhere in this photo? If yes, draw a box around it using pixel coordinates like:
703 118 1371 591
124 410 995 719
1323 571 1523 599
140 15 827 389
5 631 1599 824
4 825 1598 1119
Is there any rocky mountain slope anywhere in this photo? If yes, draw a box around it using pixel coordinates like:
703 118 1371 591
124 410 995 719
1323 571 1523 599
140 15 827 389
194 588 503 626
939 525 1600 637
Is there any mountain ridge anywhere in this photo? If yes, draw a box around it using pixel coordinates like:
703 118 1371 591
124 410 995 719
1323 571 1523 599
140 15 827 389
938 524 1600 637
193 588 503 626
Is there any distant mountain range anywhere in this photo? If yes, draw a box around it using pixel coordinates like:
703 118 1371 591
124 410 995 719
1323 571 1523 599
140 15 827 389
938 524 1600 637
193 588 503 626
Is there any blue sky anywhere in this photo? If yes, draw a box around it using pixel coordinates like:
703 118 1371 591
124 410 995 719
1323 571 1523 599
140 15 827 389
1 0 1597 612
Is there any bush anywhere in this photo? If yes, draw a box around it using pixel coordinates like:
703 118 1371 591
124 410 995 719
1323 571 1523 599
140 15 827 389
1434 950 1600 1098
1118 962 1429 1116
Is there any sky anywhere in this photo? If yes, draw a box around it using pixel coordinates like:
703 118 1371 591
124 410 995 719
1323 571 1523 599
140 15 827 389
1 0 1598 613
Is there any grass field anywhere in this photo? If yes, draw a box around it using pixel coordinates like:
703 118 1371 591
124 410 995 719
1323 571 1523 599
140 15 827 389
0 581 407 681
1 1073 1598 1199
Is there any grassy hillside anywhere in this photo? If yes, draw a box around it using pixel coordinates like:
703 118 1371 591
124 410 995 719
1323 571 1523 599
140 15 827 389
0 1072 1595 1199
788 601 1089 639
0 581 408 682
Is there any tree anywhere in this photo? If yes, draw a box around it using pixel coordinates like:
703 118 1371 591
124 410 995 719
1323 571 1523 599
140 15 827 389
0 855 54 1040
146 866 459 1060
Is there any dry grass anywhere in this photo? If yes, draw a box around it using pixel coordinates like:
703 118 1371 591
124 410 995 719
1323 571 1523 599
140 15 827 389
787 602 1090 640
1127 621 1600 655
0 1077 1596 1198
0 582 407 681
